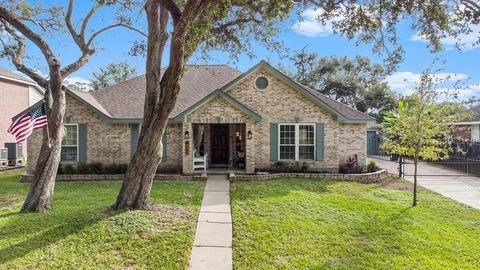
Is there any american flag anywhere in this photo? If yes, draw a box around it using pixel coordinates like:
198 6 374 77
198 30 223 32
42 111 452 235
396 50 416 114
8 103 48 143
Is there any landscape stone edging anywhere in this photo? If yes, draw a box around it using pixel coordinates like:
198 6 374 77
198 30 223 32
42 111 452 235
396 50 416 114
19 169 386 183
0 166 25 174
20 173 207 182
231 169 387 183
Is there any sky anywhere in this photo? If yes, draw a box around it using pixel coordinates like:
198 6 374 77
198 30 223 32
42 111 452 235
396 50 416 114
0 3 479 100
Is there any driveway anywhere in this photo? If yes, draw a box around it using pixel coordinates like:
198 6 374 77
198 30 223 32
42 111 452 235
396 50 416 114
369 157 480 210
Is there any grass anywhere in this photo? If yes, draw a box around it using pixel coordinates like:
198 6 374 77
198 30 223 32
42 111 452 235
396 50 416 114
231 176 480 270
0 170 205 270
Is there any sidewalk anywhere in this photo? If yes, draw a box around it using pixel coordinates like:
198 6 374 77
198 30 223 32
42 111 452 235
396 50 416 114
370 157 480 210
188 175 232 270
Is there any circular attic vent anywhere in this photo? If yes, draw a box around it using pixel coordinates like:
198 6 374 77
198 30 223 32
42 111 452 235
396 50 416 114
255 76 269 90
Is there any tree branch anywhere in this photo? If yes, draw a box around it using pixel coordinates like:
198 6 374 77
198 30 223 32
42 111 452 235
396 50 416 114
62 0 146 77
0 5 59 67
159 0 181 25
0 20 48 88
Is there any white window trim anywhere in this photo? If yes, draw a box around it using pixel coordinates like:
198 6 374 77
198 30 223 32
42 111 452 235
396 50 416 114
61 123 79 163
278 123 316 161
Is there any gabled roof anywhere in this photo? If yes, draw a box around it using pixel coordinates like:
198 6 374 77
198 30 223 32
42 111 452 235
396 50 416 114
11 61 375 124
219 61 375 123
0 67 45 95
91 65 241 119
172 89 262 123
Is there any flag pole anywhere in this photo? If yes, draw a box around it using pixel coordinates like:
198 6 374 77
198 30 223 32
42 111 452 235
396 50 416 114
43 102 51 148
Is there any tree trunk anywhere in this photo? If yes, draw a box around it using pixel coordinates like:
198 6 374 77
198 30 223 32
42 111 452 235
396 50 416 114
413 156 418 207
112 117 167 210
112 1 171 210
21 69 66 212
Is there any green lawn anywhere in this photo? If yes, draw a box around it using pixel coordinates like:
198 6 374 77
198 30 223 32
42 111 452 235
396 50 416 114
0 170 205 270
231 177 480 270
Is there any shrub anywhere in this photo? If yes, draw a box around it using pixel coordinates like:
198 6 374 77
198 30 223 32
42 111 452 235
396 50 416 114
63 164 76 174
105 163 118 174
367 161 380 173
116 163 128 174
105 163 128 174
57 164 64 175
301 162 309 172
88 162 104 174
76 162 89 174
345 156 356 173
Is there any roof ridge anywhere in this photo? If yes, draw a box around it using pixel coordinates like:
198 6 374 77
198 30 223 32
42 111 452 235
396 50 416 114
92 74 145 94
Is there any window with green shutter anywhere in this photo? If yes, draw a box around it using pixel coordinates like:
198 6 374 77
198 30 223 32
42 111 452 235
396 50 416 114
278 123 316 161
270 123 278 161
61 124 79 162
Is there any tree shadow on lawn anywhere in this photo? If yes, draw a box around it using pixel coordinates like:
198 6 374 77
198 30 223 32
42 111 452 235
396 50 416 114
0 207 116 264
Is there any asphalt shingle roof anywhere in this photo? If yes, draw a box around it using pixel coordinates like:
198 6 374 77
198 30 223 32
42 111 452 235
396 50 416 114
91 65 241 119
302 85 375 121
0 67 35 84
70 64 373 122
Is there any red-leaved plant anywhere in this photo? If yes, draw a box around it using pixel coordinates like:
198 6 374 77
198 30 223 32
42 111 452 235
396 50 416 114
345 156 356 173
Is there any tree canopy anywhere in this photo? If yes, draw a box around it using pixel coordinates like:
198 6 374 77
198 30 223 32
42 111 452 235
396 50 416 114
91 61 138 91
381 71 469 206
285 48 396 120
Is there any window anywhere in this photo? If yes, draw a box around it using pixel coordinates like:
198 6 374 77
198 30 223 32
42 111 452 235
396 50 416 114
255 76 269 90
61 124 78 162
279 124 315 161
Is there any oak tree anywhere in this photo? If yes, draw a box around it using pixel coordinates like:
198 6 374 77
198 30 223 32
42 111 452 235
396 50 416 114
113 0 462 210
0 0 143 212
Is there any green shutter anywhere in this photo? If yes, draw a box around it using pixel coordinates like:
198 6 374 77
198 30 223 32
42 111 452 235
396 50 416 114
316 123 324 161
78 124 87 163
162 131 167 162
130 124 139 158
270 123 278 161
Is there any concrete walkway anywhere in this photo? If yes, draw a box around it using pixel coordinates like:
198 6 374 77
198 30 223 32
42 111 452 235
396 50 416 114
188 174 232 270
370 157 480 210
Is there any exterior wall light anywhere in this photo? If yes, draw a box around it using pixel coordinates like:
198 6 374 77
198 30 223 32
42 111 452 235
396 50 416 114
184 130 189 139
66 114 73 123
247 130 253 139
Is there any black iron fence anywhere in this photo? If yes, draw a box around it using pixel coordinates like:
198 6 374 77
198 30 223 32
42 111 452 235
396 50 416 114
369 137 480 177
427 156 480 176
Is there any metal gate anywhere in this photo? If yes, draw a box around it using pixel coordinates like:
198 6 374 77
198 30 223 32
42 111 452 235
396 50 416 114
399 156 480 178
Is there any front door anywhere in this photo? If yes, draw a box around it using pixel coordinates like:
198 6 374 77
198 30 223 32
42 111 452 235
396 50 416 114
210 124 229 165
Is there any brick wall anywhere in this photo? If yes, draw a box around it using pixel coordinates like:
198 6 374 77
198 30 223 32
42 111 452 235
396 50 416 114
227 67 367 171
183 95 254 174
27 94 184 174
26 68 368 175
0 79 30 158
27 95 132 173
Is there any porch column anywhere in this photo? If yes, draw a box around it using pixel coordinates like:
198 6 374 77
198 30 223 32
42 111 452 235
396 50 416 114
182 122 193 174
245 121 255 173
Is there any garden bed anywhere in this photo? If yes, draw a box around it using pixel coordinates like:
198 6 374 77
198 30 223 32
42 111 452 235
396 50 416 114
231 169 387 183
20 173 207 182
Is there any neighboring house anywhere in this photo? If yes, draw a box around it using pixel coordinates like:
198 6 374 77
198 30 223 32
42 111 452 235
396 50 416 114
24 61 374 175
453 104 480 141
0 67 44 160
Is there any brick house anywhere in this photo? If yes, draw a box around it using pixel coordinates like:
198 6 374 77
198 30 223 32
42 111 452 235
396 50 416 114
0 67 44 160
25 61 374 174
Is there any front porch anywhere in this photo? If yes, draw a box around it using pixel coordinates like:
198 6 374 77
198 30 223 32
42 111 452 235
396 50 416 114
188 123 249 173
